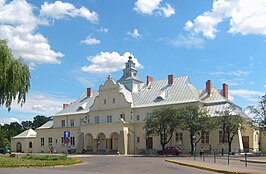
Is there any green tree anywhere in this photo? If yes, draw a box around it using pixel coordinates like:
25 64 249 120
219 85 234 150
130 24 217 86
247 93 266 126
21 120 34 130
0 39 31 111
2 122 23 142
178 106 214 155
32 115 51 129
216 106 245 152
144 107 179 150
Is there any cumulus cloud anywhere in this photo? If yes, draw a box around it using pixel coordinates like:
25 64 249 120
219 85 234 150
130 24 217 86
0 0 64 64
264 85 266 89
127 29 142 39
185 0 266 39
229 89 264 102
81 35 101 45
0 118 19 125
81 51 143 74
40 1 99 23
9 91 73 116
171 34 205 49
134 0 175 18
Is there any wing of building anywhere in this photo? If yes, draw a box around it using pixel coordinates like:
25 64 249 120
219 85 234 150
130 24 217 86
11 56 261 154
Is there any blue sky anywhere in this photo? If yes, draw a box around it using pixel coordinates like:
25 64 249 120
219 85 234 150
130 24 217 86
0 0 265 124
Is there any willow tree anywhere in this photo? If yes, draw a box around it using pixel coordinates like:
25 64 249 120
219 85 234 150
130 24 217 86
216 106 245 152
0 39 31 111
144 107 179 150
178 105 214 155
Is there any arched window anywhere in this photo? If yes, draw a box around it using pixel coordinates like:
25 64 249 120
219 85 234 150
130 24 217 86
29 142 33 148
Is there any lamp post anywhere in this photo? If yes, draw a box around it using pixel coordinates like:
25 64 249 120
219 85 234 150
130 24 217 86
193 135 196 160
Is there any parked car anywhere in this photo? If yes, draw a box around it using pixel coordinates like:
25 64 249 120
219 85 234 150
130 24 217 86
157 146 181 155
0 147 11 154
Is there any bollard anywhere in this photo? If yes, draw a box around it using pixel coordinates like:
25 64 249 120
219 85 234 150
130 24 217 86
228 151 230 165
214 149 216 163
245 151 247 167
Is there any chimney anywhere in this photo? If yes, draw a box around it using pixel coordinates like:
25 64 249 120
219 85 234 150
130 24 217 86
206 80 212 95
87 88 92 97
223 83 228 98
146 76 153 85
168 74 174 85
63 104 69 109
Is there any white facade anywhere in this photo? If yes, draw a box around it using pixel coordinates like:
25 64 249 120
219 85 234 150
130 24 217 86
11 57 259 154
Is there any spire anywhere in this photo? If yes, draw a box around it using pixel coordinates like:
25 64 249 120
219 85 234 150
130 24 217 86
117 54 143 92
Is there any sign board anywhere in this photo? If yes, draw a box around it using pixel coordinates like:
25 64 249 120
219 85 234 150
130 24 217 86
64 131 70 144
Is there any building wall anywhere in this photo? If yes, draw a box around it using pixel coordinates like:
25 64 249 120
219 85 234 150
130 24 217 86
11 138 35 153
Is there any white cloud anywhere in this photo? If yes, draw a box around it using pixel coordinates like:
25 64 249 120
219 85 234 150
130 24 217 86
171 34 205 49
264 85 266 89
230 89 264 102
0 0 64 64
81 35 101 45
160 3 175 17
81 51 143 74
98 27 109 33
9 91 73 116
127 29 142 39
40 1 99 23
185 0 266 39
210 70 250 77
0 118 19 125
134 0 175 18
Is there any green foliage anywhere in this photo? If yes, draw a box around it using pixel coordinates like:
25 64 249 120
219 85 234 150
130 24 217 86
178 105 214 154
144 107 179 149
0 39 31 111
21 120 34 130
22 154 67 160
33 115 51 129
216 106 245 152
248 93 266 126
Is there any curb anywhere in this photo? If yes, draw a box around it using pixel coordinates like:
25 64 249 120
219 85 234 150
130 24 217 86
165 159 259 174
240 160 266 164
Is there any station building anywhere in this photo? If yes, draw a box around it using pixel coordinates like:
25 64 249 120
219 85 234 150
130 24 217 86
11 56 260 154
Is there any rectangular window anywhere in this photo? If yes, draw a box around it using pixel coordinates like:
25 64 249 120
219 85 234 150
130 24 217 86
137 137 140 143
48 137 52 147
61 120 65 127
176 133 183 145
104 99 106 104
107 115 112 123
70 119 74 127
95 116 99 124
201 132 209 144
61 137 64 146
70 137 75 146
80 118 84 125
113 98 115 104
41 137 44 146
146 112 152 119
219 131 228 143
137 115 140 121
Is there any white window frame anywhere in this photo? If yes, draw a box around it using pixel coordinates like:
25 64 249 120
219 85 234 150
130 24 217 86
107 115 112 123
95 116 99 124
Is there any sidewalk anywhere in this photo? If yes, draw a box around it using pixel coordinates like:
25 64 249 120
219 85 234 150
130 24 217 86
165 156 266 174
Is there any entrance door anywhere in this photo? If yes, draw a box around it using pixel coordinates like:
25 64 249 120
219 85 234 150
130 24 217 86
16 142 22 152
146 137 153 149
242 136 249 150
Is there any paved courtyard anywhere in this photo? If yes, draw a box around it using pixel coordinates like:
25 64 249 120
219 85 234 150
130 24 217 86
0 155 216 174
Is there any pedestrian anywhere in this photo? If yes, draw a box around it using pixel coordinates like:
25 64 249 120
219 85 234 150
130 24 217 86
200 147 204 157
209 144 212 155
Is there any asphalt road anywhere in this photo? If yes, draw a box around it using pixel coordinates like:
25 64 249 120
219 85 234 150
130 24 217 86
0 155 216 174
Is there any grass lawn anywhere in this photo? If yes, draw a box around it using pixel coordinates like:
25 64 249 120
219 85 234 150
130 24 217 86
0 154 81 168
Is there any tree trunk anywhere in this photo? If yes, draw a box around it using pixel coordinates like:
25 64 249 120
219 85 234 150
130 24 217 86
190 134 194 156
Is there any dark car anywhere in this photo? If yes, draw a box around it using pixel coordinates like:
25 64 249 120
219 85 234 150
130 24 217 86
157 146 181 155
